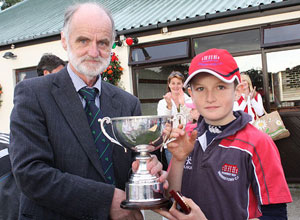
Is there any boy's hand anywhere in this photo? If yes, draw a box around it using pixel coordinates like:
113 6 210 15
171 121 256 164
153 196 207 220
163 123 172 139
167 124 197 162
170 196 207 220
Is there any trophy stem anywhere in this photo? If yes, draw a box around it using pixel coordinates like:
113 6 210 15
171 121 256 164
135 151 151 176
121 149 169 210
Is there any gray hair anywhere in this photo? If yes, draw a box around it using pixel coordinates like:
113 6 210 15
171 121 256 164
62 2 116 43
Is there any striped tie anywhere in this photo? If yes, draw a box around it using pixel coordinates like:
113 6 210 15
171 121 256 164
79 87 115 184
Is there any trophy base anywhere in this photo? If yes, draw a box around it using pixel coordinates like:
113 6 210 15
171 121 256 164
121 177 170 210
120 198 170 210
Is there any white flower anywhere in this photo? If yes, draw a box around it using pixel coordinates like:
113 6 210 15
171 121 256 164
255 120 267 130
276 120 282 126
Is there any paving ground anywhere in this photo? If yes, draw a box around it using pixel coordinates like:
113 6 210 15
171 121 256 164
143 210 162 220
143 184 300 220
287 184 300 220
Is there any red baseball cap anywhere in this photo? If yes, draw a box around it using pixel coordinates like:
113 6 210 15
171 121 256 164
183 48 241 88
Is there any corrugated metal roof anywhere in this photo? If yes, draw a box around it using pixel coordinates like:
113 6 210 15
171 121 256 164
0 0 296 46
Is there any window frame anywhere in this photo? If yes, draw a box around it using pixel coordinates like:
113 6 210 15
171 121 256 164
261 21 300 48
128 38 190 65
192 28 261 55
261 44 300 111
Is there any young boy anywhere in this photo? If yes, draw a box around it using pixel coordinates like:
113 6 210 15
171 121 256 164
161 49 292 220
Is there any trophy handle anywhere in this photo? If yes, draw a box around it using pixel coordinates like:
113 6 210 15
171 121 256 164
163 137 177 149
172 113 186 128
163 113 187 149
98 117 127 152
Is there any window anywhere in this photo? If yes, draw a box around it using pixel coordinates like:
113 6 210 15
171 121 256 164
193 29 260 55
15 67 38 83
263 22 300 47
266 48 300 109
234 54 264 99
134 63 189 115
129 39 189 65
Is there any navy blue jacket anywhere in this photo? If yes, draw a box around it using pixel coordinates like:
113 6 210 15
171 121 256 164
0 133 20 220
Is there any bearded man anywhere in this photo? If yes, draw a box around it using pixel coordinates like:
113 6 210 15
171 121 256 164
10 2 167 220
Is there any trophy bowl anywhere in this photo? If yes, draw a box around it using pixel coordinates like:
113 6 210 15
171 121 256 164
99 115 178 210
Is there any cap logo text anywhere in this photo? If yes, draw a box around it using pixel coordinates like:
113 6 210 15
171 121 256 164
198 54 222 66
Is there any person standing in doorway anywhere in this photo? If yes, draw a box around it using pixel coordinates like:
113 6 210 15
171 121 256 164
157 71 192 164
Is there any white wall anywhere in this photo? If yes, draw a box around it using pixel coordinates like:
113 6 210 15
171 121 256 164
1 9 300 132
0 41 65 132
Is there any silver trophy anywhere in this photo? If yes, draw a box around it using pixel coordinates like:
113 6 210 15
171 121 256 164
99 115 185 209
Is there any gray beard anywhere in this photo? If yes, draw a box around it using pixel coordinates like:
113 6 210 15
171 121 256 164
67 48 111 79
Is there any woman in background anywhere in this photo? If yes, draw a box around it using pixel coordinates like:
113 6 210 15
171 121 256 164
234 74 264 123
157 71 192 164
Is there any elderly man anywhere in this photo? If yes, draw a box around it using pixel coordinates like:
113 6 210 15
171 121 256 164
10 2 166 220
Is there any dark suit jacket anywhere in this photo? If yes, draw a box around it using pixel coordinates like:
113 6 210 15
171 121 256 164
9 68 141 220
0 133 20 220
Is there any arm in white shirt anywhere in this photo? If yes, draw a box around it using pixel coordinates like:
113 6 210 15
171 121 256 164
250 93 265 117
157 99 172 116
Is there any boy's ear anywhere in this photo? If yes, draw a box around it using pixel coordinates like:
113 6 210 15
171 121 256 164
188 87 192 97
235 83 243 101
188 87 196 103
